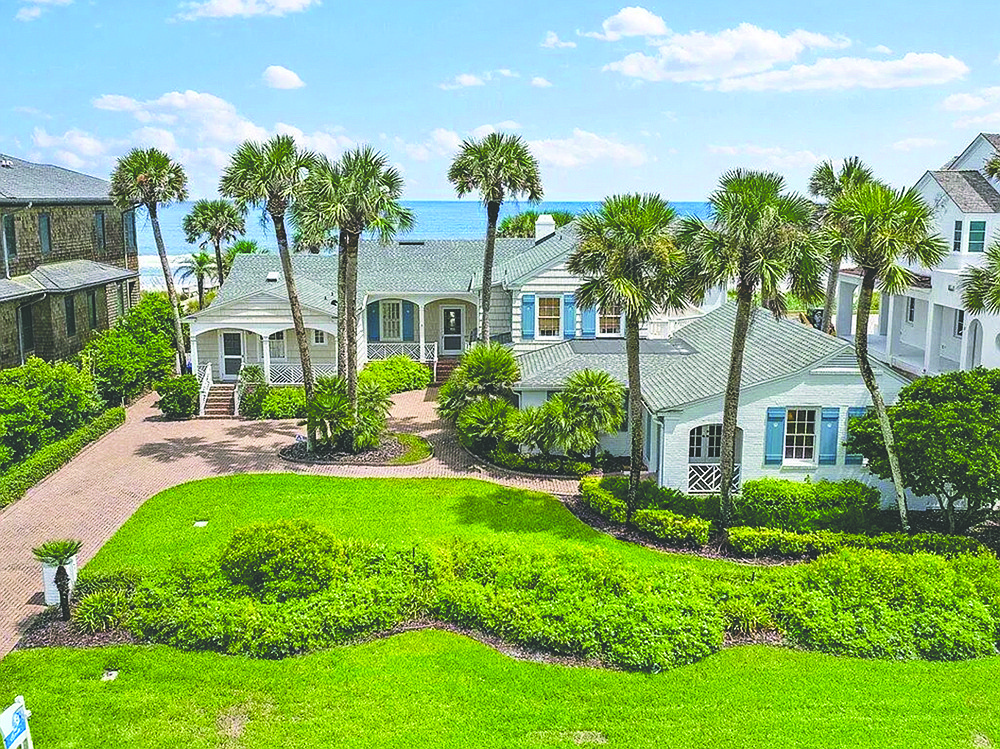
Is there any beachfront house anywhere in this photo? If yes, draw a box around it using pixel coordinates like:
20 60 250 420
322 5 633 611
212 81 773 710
0 154 140 371
835 132 1000 376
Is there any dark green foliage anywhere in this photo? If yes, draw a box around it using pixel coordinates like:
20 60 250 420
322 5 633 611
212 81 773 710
736 478 880 533
560 369 625 456
74 590 132 634
360 356 432 394
153 375 200 419
488 448 592 477
297 376 391 452
456 398 513 454
74 569 142 600
437 343 520 421
0 408 125 509
261 387 308 419
632 510 711 547
581 476 721 526
497 209 575 238
354 378 392 451
727 526 986 559
237 366 269 419
580 476 628 523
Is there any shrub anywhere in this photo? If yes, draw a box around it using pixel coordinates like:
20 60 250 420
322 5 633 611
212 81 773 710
727 526 987 559
437 343 520 421
0 408 125 509
560 369 625 457
260 387 307 419
580 476 628 523
354 378 391 451
361 356 431 394
153 375 200 419
632 510 711 547
585 476 720 524
74 569 142 600
74 590 132 634
488 448 592 477
456 398 513 454
735 478 880 533
237 366 269 419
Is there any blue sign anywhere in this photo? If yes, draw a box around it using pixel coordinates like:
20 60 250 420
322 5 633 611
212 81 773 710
1 705 25 749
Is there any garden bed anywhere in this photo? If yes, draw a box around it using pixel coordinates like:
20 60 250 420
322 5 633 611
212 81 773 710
278 433 432 466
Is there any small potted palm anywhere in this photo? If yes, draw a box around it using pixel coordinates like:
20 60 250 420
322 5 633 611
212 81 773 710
32 539 82 621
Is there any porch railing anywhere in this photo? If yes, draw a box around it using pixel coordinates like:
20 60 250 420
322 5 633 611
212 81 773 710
367 342 438 362
688 463 741 494
198 363 213 416
269 362 339 385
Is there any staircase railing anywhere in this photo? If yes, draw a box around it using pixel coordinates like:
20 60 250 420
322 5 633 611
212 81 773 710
234 370 245 417
198 362 214 416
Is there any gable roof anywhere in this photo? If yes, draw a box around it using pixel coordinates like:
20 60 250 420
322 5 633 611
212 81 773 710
928 170 1000 213
517 303 861 412
496 223 579 284
983 133 1000 151
0 154 112 205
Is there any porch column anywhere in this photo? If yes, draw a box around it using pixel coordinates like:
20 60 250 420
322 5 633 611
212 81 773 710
418 303 426 362
835 280 855 339
190 333 199 376
886 295 903 359
262 332 271 384
923 303 941 374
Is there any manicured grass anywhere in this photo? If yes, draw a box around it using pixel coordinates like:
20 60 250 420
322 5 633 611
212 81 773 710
86 475 734 576
2 631 998 748
389 433 433 465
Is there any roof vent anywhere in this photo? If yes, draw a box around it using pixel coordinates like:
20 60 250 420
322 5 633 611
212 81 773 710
265 272 279 282
398 240 425 246
0 160 13 169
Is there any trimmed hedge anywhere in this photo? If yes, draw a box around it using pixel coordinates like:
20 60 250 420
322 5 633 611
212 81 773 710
727 526 986 559
0 407 125 509
736 478 880 533
360 356 432 395
580 476 628 523
633 509 711 547
153 375 200 419
489 448 592 478
260 387 307 419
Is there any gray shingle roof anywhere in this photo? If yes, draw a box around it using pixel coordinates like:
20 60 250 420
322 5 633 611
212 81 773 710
982 133 1000 151
929 170 1000 213
0 154 111 205
517 303 851 412
496 224 578 284
0 259 136 303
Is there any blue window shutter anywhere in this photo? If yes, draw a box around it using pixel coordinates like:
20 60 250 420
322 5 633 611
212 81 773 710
581 306 597 339
845 407 868 465
402 301 415 342
521 294 535 340
563 293 576 339
366 303 380 342
819 407 840 465
765 407 786 465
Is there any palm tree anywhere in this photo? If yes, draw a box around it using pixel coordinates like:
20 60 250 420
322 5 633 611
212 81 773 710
32 539 82 621
560 369 625 460
829 182 948 531
219 135 318 446
986 154 1000 180
961 239 1000 314
176 251 216 310
568 194 691 516
448 133 543 342
110 148 188 371
808 157 877 334
294 148 413 447
498 209 576 238
182 199 246 284
678 171 822 528
223 239 265 277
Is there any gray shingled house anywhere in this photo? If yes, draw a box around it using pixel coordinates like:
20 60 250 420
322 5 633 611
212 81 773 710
0 154 139 369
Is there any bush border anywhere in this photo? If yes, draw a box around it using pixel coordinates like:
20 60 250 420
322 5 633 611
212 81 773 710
276 433 435 467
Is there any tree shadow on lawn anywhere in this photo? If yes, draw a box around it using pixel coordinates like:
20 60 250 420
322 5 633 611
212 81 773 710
450 486 598 542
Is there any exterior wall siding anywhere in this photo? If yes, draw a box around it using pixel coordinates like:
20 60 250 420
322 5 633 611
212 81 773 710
489 285 512 338
0 302 21 369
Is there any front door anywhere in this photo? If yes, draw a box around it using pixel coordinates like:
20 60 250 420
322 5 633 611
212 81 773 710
221 331 244 380
442 307 464 353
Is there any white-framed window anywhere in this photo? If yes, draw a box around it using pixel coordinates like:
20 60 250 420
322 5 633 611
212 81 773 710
784 408 817 463
268 330 287 360
688 424 723 461
906 297 916 324
380 300 402 341
598 305 623 337
953 220 963 253
954 309 965 338
313 329 326 345
537 296 561 339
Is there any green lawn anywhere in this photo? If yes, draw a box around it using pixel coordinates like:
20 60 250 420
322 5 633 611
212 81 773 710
86 474 736 575
390 433 433 465
2 632 997 748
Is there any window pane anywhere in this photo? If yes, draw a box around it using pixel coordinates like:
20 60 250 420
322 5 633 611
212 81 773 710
88 290 98 329
953 220 963 252
970 221 986 253
2 214 16 258
599 305 621 335
268 331 285 359
688 427 702 459
784 409 816 461
707 424 722 459
19 305 34 351
39 214 51 255
538 297 560 337
94 212 106 251
314 330 325 344
381 301 402 340
65 295 76 337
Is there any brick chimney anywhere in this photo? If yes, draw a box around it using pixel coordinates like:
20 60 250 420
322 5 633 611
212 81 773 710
534 214 556 243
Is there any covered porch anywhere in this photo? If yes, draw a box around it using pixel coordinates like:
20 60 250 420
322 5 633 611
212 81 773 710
364 293 479 366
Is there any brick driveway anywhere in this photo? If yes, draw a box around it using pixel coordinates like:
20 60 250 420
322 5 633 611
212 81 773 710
0 388 579 657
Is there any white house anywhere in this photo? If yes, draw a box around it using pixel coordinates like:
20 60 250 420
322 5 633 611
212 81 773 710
835 133 1000 376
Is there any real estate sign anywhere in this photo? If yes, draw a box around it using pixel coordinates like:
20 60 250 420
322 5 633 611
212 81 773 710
0 697 31 749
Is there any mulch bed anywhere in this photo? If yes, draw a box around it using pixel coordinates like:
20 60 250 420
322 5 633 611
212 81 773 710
279 435 407 465
17 609 138 651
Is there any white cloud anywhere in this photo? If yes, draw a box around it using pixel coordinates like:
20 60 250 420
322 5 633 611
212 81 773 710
33 128 110 160
531 76 554 88
891 137 940 151
439 73 486 90
870 44 892 55
942 87 1000 112
708 143 825 169
470 121 522 138
714 52 969 92
13 106 51 119
177 0 319 20
542 31 576 49
495 69 519 78
262 65 305 89
605 23 850 83
583 6 669 41
528 129 646 168
15 0 72 22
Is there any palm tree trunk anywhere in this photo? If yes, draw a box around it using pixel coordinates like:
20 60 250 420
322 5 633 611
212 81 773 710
148 202 187 373
719 283 753 527
337 229 348 380
855 270 909 531
480 201 500 343
272 213 316 451
55 564 70 621
345 232 361 450
213 238 225 288
625 313 643 521
197 277 204 311
819 253 840 334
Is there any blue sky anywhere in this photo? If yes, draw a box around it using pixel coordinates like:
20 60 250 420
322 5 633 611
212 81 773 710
2 0 999 200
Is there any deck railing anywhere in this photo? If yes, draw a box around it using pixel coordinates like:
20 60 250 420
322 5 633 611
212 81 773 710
268 362 340 385
367 342 438 362
688 463 741 494
198 363 213 416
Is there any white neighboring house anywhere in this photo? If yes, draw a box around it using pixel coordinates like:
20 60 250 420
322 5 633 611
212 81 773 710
516 304 912 500
835 132 1000 376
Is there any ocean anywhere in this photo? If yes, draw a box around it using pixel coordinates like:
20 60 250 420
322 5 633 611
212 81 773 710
138 200 712 290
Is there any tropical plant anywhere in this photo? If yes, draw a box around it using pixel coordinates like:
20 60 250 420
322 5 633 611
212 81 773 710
569 194 692 518
293 149 413 447
808 157 877 333
109 148 188 370
498 209 576 238
961 238 1000 314
986 153 1000 180
678 171 822 527
456 397 513 454
560 369 626 460
300 376 353 451
436 342 521 421
181 199 246 284
175 251 216 310
223 239 265 277
355 377 392 451
448 133 543 341
219 135 318 448
828 181 948 531
32 538 82 621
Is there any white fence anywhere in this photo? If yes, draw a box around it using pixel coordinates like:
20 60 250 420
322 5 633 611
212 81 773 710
367 342 438 362
198 363 213 416
688 463 741 494
268 363 339 385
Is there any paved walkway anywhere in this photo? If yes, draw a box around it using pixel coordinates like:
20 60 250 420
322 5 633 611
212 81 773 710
0 388 579 656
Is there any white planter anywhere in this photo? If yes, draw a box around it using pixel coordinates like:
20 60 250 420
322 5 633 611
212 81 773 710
41 556 78 607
